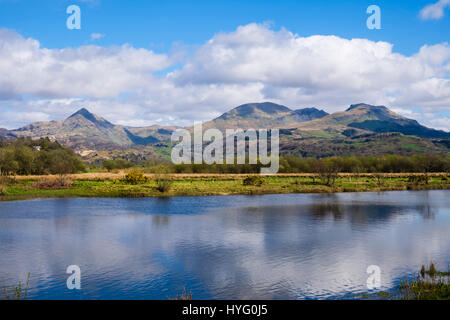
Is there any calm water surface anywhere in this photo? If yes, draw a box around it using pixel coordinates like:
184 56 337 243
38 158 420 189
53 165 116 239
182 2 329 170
0 190 449 299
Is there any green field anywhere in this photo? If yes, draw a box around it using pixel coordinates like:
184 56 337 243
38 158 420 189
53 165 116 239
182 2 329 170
1 173 449 202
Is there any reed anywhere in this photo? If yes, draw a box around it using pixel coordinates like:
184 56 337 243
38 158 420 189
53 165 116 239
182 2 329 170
170 287 192 300
2 273 30 300
396 263 449 300
0 183 7 196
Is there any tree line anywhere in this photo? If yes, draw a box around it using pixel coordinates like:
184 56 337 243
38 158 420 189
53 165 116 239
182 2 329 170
137 155 450 174
1 137 448 176
0 137 85 175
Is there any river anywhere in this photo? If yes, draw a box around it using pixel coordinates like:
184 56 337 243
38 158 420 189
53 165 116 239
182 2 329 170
0 190 449 299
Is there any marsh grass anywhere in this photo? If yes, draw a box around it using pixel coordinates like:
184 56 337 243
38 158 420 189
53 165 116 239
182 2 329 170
155 175 173 192
0 175 15 184
243 175 264 186
359 264 450 300
420 262 450 277
397 277 449 300
169 287 192 300
0 175 15 195
1 173 449 201
2 273 30 300
29 175 73 190
396 263 449 300
0 183 7 195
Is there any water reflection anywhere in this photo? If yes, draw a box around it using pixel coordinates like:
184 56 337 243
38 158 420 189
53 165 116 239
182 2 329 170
309 202 344 220
0 190 448 299
152 215 170 227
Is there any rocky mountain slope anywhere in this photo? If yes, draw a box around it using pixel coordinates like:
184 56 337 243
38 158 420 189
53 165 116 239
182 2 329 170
10 108 177 152
291 103 449 139
202 102 328 130
0 128 15 139
2 102 449 159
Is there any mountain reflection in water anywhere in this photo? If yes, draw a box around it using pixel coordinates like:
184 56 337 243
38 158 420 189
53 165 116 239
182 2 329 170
0 190 448 299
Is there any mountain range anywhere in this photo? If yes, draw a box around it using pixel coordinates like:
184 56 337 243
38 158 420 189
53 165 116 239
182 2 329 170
1 102 449 160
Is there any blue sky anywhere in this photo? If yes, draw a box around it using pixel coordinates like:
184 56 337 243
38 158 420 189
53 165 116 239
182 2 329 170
0 0 448 54
0 0 449 130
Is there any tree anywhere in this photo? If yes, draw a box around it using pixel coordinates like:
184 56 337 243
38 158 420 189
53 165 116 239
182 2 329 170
0 148 19 175
48 149 84 175
315 158 341 186
14 145 34 175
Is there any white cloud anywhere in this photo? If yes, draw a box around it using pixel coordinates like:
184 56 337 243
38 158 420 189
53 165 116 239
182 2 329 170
420 0 450 20
90 33 105 41
424 117 450 131
391 108 422 119
170 23 450 113
0 24 449 131
0 29 171 99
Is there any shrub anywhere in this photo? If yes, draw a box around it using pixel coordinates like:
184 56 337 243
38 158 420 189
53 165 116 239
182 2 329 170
0 183 7 195
0 175 15 195
155 175 173 192
0 175 15 185
30 175 73 190
408 175 428 184
314 159 340 186
103 159 134 171
374 173 385 187
123 170 149 184
243 175 263 186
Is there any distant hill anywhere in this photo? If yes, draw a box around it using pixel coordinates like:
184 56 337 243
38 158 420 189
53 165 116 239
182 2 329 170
293 103 450 139
203 102 328 130
126 125 179 142
5 102 449 159
288 107 329 122
343 104 448 139
0 128 16 140
279 132 450 158
11 108 176 152
0 128 9 138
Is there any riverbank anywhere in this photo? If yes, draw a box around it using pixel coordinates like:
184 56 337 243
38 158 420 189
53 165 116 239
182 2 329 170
359 263 450 300
1 173 449 201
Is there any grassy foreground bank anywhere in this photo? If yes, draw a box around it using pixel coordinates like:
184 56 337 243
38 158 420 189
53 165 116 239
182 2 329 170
0 172 449 201
360 263 450 300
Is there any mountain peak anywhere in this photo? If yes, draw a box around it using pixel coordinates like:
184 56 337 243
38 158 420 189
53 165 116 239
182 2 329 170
238 102 292 113
294 107 328 116
218 102 292 120
289 107 329 122
346 103 388 112
69 108 95 119
67 108 113 128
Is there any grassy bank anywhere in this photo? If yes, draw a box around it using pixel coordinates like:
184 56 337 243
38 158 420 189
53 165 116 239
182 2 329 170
362 263 450 300
0 172 449 201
